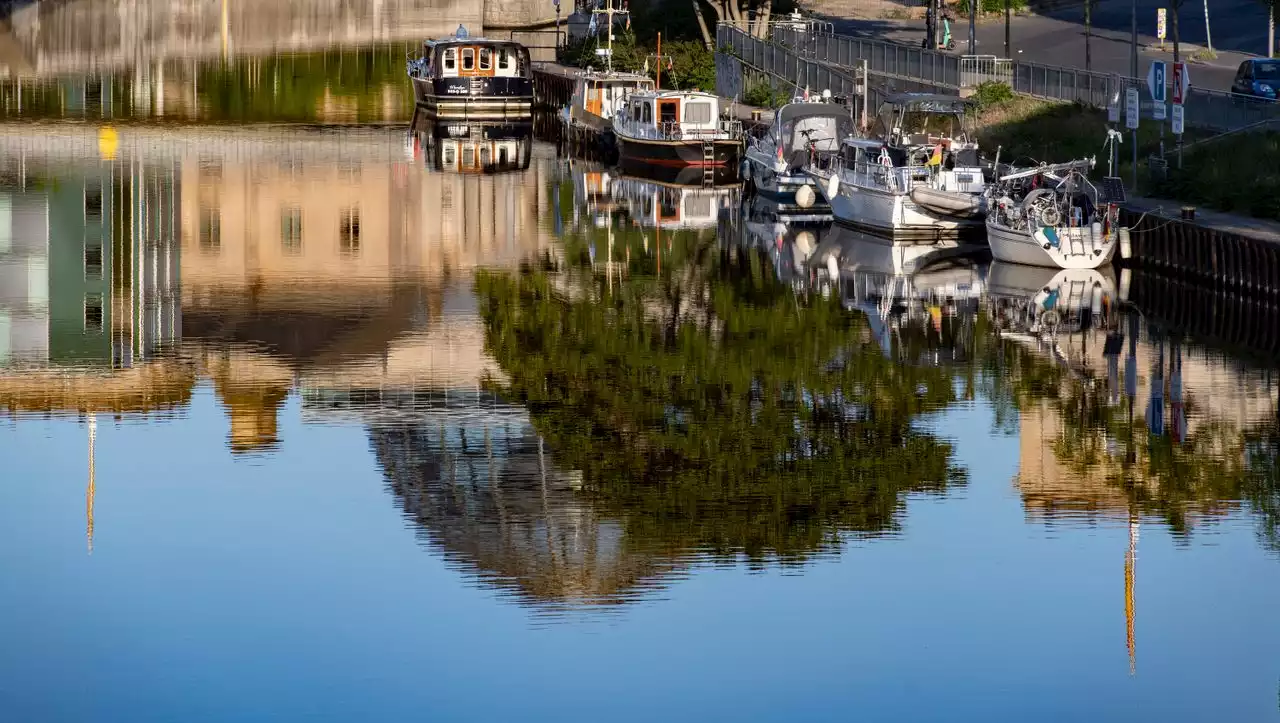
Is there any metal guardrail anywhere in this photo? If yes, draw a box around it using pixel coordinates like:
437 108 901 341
724 22 1280 134
718 25 869 101
960 55 1012 88
771 26 960 88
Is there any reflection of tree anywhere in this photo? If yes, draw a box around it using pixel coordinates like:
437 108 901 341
476 230 966 562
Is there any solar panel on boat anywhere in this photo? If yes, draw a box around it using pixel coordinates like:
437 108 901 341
1099 176 1127 204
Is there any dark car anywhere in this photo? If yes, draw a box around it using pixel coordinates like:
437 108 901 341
1231 58 1280 100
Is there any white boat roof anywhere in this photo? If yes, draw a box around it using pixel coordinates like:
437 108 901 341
840 137 889 148
573 70 653 83
628 90 719 101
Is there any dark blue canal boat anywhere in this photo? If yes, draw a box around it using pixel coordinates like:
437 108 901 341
406 25 533 122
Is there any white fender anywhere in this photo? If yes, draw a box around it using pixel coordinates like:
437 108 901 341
795 184 815 209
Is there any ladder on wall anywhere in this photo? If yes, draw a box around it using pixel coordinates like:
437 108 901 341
702 140 716 186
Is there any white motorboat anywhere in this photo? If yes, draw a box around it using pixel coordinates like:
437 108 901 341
985 158 1121 270
612 90 743 170
559 69 655 138
807 93 988 241
808 226 986 361
741 99 855 209
611 174 741 231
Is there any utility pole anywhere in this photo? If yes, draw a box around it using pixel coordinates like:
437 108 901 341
1131 0 1138 191
1005 0 1011 58
969 0 977 55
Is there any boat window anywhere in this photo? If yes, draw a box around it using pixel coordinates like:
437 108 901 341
499 145 509 165
480 145 491 167
443 144 456 167
684 195 712 218
632 101 641 122
791 115 841 152
642 103 652 123
659 197 679 219
463 145 475 168
498 48 510 70
659 101 678 125
444 48 456 71
479 48 492 70
462 48 474 71
684 102 713 124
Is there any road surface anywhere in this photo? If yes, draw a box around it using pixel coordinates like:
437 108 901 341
824 4 1267 93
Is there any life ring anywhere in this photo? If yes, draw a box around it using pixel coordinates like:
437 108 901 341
1040 206 1062 228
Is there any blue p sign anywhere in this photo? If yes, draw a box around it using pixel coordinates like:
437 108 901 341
1147 61 1167 103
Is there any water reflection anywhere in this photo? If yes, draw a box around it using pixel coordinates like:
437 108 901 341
0 129 1278 612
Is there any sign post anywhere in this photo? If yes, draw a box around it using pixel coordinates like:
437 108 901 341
1172 62 1189 168
1125 87 1139 188
1148 61 1166 158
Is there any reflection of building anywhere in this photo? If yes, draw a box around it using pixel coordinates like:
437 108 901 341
1010 319 1277 522
0 189 49 365
306 391 681 610
0 160 185 413
177 134 560 452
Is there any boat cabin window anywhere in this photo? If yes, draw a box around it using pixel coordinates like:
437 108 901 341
498 48 510 70
684 102 713 124
479 48 492 71
658 100 678 125
631 100 642 122
787 115 843 152
444 48 456 72
659 196 679 221
684 195 711 219
642 103 652 123
462 48 474 71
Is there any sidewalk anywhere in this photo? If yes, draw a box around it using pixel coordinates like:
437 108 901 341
1126 195 1280 245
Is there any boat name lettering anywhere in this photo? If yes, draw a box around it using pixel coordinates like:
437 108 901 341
446 86 470 95
955 174 974 184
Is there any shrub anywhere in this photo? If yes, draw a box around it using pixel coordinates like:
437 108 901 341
971 81 1014 111
743 80 790 109
953 0 1028 15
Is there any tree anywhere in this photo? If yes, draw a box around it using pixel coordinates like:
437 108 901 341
1085 0 1094 74
692 0 774 43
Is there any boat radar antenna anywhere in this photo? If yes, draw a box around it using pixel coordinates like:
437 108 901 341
591 0 630 74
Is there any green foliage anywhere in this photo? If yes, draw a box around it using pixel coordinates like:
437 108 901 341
742 79 791 108
195 46 415 123
474 225 966 559
970 81 1014 111
1150 130 1280 220
954 0 1028 14
661 40 717 91
561 29 645 72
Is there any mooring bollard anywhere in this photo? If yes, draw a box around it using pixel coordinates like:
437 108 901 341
1181 206 1196 221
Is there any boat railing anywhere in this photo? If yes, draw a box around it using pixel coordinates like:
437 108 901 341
641 120 739 141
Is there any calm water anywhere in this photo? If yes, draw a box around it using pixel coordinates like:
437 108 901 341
1 47 1280 723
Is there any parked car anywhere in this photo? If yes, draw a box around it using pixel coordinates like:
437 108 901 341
1231 58 1280 100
